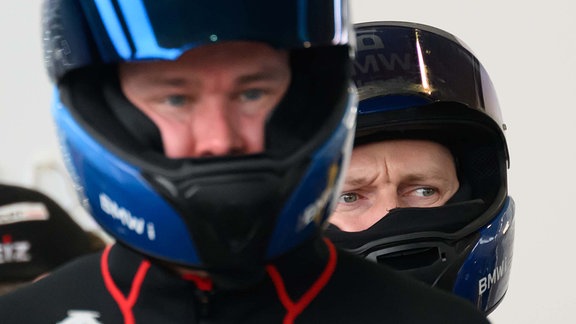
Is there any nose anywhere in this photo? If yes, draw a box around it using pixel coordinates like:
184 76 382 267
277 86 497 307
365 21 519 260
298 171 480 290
354 191 399 231
377 191 399 217
191 99 245 157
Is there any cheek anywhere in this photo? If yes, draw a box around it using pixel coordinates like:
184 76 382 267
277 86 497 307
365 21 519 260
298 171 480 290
146 114 194 158
437 179 460 205
330 200 375 228
328 210 356 231
162 132 192 158
329 206 384 232
436 190 457 206
238 114 268 152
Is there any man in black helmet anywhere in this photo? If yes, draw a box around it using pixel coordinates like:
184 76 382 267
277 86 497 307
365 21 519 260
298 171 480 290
326 21 514 315
0 3 489 323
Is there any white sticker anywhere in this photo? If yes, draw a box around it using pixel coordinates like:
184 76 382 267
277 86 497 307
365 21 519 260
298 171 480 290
0 202 49 225
57 310 102 324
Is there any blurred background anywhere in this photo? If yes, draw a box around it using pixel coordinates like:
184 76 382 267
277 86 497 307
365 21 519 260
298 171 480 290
1 1 574 322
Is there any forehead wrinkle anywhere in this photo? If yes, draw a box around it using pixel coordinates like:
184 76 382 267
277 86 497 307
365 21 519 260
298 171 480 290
345 158 387 188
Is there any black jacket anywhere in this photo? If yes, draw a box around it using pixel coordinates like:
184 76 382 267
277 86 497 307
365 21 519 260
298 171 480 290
0 238 489 323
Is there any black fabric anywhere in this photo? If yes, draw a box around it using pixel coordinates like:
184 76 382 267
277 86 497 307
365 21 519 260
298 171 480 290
265 46 350 157
102 67 165 154
0 184 100 283
325 199 486 250
60 66 166 156
0 240 489 323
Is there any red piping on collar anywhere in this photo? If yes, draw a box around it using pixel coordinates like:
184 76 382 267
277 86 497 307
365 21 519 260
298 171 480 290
101 245 151 324
266 238 337 324
181 273 213 291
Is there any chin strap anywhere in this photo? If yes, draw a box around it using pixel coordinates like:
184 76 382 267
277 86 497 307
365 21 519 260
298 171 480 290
266 238 337 324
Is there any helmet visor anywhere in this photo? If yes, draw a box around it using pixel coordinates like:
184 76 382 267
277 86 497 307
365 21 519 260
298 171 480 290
353 21 495 121
85 0 349 61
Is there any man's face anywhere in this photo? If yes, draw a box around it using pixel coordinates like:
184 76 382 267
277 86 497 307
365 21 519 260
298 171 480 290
330 139 459 232
119 41 291 158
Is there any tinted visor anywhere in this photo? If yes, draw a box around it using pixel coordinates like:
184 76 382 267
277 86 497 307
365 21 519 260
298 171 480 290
353 21 486 114
85 0 349 61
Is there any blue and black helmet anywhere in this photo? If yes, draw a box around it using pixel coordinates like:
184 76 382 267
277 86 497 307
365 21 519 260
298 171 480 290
324 21 514 313
41 0 356 288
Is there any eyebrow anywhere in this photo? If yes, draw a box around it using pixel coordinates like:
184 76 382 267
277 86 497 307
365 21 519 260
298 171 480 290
344 175 374 187
403 171 452 185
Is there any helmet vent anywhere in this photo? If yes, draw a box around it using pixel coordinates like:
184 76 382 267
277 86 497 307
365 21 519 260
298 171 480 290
376 247 443 270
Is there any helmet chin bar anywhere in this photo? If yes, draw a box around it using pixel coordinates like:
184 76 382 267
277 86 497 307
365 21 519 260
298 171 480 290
143 170 285 276
326 199 488 249
328 196 515 314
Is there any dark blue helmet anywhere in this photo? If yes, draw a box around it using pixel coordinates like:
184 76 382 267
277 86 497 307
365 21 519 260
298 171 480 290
325 21 514 313
41 0 356 288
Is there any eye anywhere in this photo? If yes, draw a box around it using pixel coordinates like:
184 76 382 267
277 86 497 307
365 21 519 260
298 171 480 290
413 187 437 197
339 192 359 203
164 95 188 107
239 89 265 102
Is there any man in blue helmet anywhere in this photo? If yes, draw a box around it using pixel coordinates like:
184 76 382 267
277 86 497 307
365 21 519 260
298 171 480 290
325 21 515 314
0 2 489 323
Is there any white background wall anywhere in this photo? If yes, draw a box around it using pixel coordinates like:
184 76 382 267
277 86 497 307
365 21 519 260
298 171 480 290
0 1 574 323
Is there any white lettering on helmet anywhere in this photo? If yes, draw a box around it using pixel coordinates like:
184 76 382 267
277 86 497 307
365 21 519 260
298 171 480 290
353 53 412 76
478 256 511 295
57 310 102 324
99 193 155 241
301 186 334 229
300 164 340 229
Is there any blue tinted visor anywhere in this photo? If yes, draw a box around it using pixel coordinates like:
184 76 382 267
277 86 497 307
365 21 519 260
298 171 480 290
352 21 487 115
85 0 349 61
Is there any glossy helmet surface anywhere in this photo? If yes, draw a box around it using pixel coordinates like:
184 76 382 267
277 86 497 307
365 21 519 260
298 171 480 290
324 21 514 313
41 0 356 288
